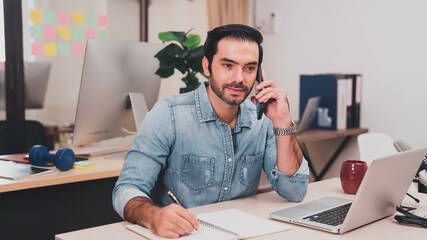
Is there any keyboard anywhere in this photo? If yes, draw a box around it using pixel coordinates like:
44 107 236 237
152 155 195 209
303 203 352 226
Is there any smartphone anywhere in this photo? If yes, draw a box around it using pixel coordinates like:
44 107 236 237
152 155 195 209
256 64 265 120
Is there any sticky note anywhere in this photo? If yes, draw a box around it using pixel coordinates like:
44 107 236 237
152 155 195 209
97 29 109 39
71 27 84 41
43 10 57 24
58 27 71 39
57 11 70 24
0 62 5 71
85 13 97 27
44 42 57 56
30 10 42 23
98 15 108 27
71 12 85 24
30 25 43 40
44 25 56 40
31 43 43 56
72 43 84 56
73 161 94 169
85 28 96 40
58 42 71 56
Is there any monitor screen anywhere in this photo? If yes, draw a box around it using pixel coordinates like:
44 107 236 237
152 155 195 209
0 62 51 109
73 39 163 146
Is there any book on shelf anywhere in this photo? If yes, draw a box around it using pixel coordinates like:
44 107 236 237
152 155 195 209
126 208 290 240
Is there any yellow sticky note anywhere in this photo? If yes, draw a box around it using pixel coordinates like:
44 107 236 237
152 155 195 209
71 12 85 24
44 42 57 56
58 27 71 39
30 10 42 23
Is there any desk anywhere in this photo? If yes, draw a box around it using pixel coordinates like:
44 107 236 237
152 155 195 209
297 128 368 181
55 178 426 240
0 154 125 239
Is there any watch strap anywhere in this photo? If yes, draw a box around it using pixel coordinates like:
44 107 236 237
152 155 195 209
273 121 297 136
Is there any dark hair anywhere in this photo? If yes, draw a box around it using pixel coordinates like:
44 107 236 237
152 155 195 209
204 24 263 73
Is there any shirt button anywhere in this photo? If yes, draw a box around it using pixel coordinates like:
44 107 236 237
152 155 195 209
223 187 228 191
227 158 232 162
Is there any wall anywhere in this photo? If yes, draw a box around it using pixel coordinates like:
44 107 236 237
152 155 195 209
258 0 427 149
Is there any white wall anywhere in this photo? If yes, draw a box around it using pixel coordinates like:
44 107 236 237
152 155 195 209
258 0 427 148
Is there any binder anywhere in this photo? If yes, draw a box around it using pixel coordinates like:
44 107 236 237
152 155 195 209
300 74 348 130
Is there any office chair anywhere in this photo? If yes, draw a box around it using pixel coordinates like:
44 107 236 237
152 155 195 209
357 132 397 166
0 120 50 155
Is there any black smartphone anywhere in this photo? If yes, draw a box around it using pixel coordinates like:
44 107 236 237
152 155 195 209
256 64 265 120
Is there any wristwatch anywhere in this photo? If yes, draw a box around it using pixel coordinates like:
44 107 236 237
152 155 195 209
273 121 297 136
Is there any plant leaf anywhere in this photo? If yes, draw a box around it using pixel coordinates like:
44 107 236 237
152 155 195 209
186 46 204 73
155 62 175 78
154 43 185 62
182 34 201 50
158 31 186 43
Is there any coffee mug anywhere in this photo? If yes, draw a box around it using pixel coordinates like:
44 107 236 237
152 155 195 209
340 160 368 194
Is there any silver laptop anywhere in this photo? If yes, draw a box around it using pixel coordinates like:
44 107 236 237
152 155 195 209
298 96 321 133
271 147 427 234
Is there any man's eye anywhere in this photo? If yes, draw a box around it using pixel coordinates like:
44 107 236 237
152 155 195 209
245 66 256 71
223 63 232 68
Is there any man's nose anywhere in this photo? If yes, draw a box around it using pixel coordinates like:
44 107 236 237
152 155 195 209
232 68 244 83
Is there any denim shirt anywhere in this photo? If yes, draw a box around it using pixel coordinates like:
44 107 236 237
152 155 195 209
113 82 309 219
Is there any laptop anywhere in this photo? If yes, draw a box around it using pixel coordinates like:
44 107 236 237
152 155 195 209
298 96 321 133
270 147 427 234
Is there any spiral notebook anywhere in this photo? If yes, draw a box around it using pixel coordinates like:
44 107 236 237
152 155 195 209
126 208 290 240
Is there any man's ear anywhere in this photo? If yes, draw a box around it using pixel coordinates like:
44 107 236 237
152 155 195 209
202 56 210 77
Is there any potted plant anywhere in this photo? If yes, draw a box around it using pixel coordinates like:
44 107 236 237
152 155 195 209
154 30 207 94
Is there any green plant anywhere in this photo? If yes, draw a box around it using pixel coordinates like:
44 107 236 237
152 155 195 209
154 30 207 94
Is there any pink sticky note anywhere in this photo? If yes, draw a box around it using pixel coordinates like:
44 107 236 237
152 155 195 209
58 11 70 24
98 15 108 27
85 28 96 40
31 43 43 56
72 43 84 56
0 62 5 71
44 26 56 40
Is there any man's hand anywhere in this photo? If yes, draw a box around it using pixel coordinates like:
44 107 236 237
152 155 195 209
124 197 199 238
251 70 292 128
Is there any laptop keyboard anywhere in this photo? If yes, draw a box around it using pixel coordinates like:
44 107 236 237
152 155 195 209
303 203 352 226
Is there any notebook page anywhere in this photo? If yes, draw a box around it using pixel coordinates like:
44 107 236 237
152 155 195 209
197 208 290 238
127 223 235 240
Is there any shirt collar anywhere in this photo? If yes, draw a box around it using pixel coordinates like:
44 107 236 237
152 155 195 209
195 82 252 129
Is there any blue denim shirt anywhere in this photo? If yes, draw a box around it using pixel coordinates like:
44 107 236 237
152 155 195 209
113 82 309 219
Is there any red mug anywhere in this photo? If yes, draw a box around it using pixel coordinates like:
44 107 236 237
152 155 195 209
340 160 368 194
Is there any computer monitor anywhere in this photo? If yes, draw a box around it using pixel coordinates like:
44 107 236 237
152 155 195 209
72 39 163 147
0 62 51 109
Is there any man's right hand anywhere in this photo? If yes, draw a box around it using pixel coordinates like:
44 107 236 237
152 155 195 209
124 197 199 238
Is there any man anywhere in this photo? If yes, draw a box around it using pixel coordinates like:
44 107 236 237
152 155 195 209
113 24 309 238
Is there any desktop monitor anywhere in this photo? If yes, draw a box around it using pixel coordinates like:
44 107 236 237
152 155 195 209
0 62 51 109
73 39 163 146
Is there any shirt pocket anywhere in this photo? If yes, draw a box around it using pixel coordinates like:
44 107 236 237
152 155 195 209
181 155 215 190
239 152 264 188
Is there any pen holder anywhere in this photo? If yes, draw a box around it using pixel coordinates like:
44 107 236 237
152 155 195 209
340 160 368 194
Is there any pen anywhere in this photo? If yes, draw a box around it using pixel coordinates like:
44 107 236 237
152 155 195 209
168 190 200 233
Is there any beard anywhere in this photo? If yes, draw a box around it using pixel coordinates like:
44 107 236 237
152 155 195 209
209 74 254 105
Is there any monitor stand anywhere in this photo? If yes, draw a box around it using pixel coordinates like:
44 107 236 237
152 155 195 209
73 92 149 158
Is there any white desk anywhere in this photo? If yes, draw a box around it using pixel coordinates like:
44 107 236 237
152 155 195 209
55 178 427 240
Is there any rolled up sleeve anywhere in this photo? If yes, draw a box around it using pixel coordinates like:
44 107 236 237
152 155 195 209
112 100 174 219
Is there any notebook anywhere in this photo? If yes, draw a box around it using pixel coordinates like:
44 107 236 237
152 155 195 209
127 208 290 239
270 147 427 234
